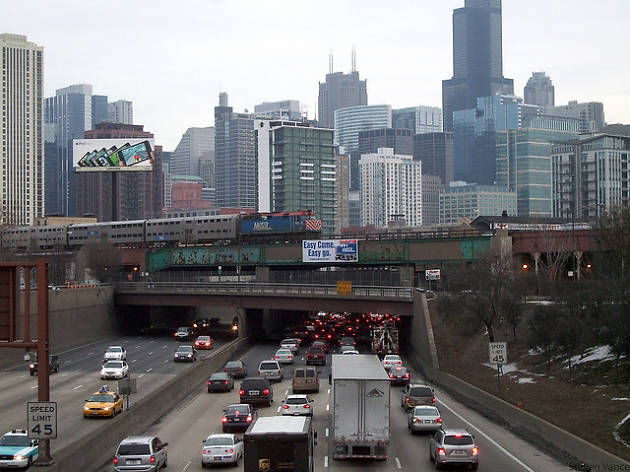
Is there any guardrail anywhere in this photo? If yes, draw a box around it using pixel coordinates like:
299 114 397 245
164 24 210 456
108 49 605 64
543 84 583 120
115 282 414 300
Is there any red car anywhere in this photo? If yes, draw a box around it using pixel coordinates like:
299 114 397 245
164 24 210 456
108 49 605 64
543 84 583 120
306 346 326 366
194 336 214 350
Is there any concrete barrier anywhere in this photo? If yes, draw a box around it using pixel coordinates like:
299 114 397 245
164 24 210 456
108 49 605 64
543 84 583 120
406 291 630 469
38 337 249 472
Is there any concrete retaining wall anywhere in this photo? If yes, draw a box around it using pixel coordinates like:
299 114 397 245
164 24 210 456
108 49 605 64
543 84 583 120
408 290 630 469
39 337 249 472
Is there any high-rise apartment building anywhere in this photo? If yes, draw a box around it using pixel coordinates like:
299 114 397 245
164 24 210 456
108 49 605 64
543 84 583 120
422 175 444 226
359 148 422 228
108 99 133 124
442 0 514 132
440 182 516 224
170 127 214 186
524 72 554 112
392 106 442 134
318 69 367 129
549 101 605 133
254 100 301 120
214 93 256 209
1 34 44 225
413 132 454 186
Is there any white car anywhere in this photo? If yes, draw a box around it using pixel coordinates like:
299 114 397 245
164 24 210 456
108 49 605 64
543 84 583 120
342 349 359 355
103 345 127 362
281 394 313 416
274 349 294 364
280 339 300 354
0 429 38 469
382 354 402 370
100 360 129 380
258 360 283 382
201 433 243 467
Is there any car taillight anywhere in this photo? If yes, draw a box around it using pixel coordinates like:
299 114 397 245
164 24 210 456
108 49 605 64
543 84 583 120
307 354 313 359
389 374 395 379
202 449 207 455
277 370 281 374
303 404 310 408
283 405 290 409
472 447 479 455
263 388 269 395
288 355 292 359
438 448 446 456
404 373 410 378
113 458 118 465
239 389 244 395
274 356 279 359
436 417 442 423
225 380 229 384
222 417 228 423
405 397 410 403
432 397 436 403
246 415 252 422
208 381 211 385
257 370 261 375
224 368 228 372
149 455 156 463
227 448 234 454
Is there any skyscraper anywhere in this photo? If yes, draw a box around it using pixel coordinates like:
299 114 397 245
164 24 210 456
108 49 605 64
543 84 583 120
358 128 414 158
442 0 514 132
1 34 44 225
413 132 454 186
108 100 133 124
524 72 554 112
549 101 605 133
170 127 214 185
392 106 443 134
92 95 109 127
254 100 301 120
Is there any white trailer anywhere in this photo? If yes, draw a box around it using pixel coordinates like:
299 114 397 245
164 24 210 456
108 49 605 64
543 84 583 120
330 354 390 460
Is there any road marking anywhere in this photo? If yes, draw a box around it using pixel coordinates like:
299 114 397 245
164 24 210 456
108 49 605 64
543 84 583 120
324 456 328 468
325 428 329 437
438 398 536 472
146 368 153 372
163 359 169 364
31 385 37 389
19 374 26 378
162 345 168 349
88 352 94 356
61 373 69 377
73 384 83 390
135 345 141 349
327 388 330 394
150 340 155 343
131 359 137 363
285 390 289 395
182 460 192 472
138 373 145 378
277 407 281 413
326 404 329 411
395 457 402 469
148 352 153 355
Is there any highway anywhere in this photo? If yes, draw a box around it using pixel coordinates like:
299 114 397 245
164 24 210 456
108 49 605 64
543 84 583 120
92 342 570 472
0 334 229 454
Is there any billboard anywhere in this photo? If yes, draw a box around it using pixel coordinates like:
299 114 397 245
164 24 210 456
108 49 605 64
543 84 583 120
302 239 358 263
73 138 155 172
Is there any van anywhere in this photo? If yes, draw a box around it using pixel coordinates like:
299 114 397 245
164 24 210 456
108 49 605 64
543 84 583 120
257 360 283 382
292 367 319 393
239 377 273 407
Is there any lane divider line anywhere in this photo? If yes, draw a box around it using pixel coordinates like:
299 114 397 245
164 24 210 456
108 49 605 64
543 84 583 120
327 388 330 394
31 385 37 389
277 407 281 413
148 352 154 355
324 456 328 468
326 404 330 411
395 457 402 469
138 373 145 378
162 346 167 349
146 368 153 372
285 390 289 395
73 384 83 390
163 359 169 364
131 360 137 363
182 460 192 472
325 428 329 437
135 345 141 349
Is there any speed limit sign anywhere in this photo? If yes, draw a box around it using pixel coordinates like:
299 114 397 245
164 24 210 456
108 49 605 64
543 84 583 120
488 342 507 366
27 402 57 439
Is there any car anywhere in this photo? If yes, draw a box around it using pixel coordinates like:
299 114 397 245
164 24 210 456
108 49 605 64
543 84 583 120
113 436 168 471
401 383 435 411
311 340 328 353
194 336 214 350
292 367 319 393
239 377 273 407
281 395 313 416
408 405 442 433
28 354 59 375
279 338 300 354
429 428 479 470
0 429 38 469
174 326 197 342
223 360 247 379
174 345 198 362
306 346 325 366
207 372 234 393
382 354 403 370
221 404 257 433
100 360 129 380
339 336 356 347
83 385 124 418
104 346 127 362
273 349 294 364
388 366 411 385
339 345 356 354
201 433 243 468
342 349 359 355
257 360 283 382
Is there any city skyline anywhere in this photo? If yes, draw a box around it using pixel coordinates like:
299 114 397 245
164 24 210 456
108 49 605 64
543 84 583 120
3 0 629 150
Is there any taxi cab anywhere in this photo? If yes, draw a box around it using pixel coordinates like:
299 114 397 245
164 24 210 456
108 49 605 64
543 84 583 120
83 385 123 418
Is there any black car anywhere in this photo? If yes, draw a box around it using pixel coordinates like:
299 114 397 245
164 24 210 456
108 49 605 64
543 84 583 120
173 345 197 362
239 377 273 407
29 354 59 375
224 360 248 379
208 372 234 392
222 404 257 433
388 366 411 386
174 326 197 342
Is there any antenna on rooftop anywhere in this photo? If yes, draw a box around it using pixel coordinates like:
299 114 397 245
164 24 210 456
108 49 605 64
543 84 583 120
351 47 356 72
329 50 333 74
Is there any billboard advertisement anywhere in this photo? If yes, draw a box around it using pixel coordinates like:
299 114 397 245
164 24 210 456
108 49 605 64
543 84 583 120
73 138 155 172
302 239 358 263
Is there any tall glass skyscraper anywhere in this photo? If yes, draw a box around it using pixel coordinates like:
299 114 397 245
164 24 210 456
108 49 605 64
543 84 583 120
318 71 367 129
442 0 514 132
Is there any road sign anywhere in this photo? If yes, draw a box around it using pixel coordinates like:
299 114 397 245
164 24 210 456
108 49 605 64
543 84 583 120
425 269 441 280
118 378 137 396
488 342 507 365
336 280 352 295
27 402 57 439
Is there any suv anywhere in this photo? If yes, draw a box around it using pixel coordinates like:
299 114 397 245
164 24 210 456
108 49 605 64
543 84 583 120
401 383 435 411
113 436 168 471
429 428 478 470
257 360 283 382
174 326 196 341
239 377 273 407
292 367 319 393
29 354 59 375
306 346 325 365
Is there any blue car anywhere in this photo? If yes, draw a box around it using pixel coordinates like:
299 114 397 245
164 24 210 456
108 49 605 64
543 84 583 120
0 430 38 469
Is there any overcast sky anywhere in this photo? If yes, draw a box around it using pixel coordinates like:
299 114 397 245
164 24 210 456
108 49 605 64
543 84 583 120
4 0 629 150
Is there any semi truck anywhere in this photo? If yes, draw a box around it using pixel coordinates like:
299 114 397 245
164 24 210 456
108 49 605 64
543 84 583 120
243 416 316 472
330 354 390 460
370 324 399 355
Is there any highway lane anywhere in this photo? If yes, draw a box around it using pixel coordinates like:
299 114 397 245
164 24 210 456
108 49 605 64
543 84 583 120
94 343 571 472
0 334 229 453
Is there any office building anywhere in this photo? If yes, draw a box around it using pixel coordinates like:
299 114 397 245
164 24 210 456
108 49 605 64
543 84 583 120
318 62 368 129
334 151 350 234
549 101 605 133
358 128 414 159
551 134 630 219
91 95 109 127
392 106 442 134
442 0 514 132
359 148 422 228
214 93 256 209
108 99 133 124
170 178 212 211
413 132 454 186
254 100 301 120
348 190 361 227
440 182 516 224
496 116 579 217
170 127 214 186
422 175 444 226
1 34 44 225
44 122 59 216
524 72 554 112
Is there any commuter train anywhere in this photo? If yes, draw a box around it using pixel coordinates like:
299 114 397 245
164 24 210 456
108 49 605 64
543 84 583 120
1 211 323 251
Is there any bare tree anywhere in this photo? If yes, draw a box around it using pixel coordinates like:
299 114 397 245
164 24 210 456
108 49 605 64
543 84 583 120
528 305 561 370
79 239 122 283
534 229 572 282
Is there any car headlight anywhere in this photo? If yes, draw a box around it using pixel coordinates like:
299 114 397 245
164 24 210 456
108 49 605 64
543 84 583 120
187 354 192 357
104 407 112 410
29 364 35 368
83 406 90 410
14 455 27 461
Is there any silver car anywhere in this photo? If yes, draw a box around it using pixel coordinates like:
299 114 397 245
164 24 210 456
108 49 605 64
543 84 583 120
429 428 479 470
201 433 243 467
408 405 442 433
114 436 168 471
273 349 294 364
257 360 283 382
280 339 299 354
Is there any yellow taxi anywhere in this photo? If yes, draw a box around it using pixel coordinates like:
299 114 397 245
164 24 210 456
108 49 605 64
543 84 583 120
83 385 123 418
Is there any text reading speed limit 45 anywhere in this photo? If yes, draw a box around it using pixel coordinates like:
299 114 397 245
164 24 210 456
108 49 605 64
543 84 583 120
27 402 57 439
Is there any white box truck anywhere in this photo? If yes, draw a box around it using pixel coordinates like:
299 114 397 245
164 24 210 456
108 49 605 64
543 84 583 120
331 354 390 460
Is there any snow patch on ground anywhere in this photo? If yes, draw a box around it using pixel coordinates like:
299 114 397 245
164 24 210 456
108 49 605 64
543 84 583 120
528 347 545 356
565 345 625 366
612 398 630 401
517 377 536 384
613 411 630 450
525 300 555 306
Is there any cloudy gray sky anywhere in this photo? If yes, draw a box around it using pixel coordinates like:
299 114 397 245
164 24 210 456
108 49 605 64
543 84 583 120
4 0 629 150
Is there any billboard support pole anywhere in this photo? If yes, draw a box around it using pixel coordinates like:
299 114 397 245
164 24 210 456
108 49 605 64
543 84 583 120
111 172 119 222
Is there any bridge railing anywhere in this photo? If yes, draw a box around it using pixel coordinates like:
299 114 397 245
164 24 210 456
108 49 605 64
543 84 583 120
115 282 413 300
